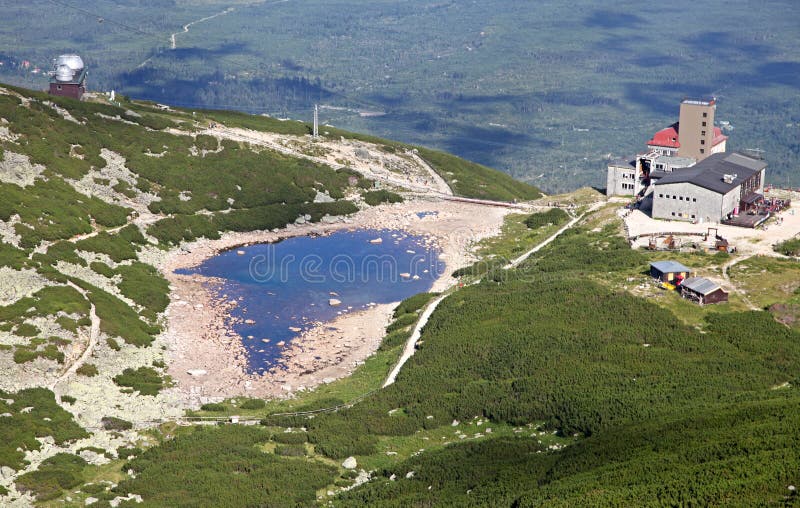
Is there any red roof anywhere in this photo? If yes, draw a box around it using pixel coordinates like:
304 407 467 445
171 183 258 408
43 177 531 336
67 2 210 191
647 123 728 149
647 123 680 148
711 126 728 147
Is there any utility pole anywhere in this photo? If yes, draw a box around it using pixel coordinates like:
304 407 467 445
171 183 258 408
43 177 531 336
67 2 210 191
313 104 319 138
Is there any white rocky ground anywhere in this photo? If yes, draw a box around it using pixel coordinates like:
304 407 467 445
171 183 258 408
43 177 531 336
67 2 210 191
0 267 51 305
0 151 46 187
0 214 22 248
70 149 161 213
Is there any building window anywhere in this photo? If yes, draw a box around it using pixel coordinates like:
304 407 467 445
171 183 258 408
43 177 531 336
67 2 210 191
693 198 697 202
673 195 676 199
701 130 706 136
703 112 708 118
671 212 676 216
691 214 696 219
659 194 663 198
679 196 683 200
701 139 705 145
56 85 62 90
702 121 707 127
700 148 705 154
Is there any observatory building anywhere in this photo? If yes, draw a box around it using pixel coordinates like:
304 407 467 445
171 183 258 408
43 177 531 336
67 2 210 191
49 54 87 100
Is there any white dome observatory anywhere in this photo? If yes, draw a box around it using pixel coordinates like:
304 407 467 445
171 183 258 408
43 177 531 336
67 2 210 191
49 54 87 99
55 54 84 73
55 65 74 82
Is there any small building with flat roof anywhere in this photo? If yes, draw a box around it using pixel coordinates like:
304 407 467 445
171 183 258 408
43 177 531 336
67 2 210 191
606 158 638 196
680 277 728 305
649 260 692 283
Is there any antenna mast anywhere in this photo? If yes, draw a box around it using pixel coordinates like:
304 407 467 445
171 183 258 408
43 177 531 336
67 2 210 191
313 104 319 138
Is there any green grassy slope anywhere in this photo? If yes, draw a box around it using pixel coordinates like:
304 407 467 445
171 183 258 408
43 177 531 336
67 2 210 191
195 107 543 201
0 84 549 503
109 212 800 506
2 84 797 505
337 395 799 507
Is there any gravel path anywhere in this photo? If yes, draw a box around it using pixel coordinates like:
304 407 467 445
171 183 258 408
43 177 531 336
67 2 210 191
504 202 603 269
721 255 759 310
382 294 448 387
49 282 100 400
384 200 604 387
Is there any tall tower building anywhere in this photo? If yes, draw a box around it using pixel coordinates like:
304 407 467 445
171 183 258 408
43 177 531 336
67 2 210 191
677 98 718 160
646 97 728 161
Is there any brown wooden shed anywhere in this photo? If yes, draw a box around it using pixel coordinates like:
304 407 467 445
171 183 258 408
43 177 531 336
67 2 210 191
680 277 728 305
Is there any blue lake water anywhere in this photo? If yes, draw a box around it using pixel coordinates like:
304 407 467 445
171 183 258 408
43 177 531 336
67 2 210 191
176 229 445 374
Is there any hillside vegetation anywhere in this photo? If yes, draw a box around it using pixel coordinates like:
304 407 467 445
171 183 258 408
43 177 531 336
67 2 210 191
194 107 542 201
0 84 797 505
0 83 547 503
101 211 800 506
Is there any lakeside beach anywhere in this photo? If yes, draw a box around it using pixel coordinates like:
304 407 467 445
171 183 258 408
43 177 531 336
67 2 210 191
161 198 510 405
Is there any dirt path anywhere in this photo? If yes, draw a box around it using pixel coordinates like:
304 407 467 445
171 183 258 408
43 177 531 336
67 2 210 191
505 202 603 269
50 282 100 399
383 293 448 387
384 200 605 387
409 152 453 196
721 255 759 310
170 7 235 50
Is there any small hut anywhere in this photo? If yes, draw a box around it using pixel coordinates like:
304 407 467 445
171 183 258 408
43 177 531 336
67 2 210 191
680 277 728 305
649 261 692 283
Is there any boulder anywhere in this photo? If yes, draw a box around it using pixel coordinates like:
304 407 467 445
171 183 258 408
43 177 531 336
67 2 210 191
187 369 207 377
0 466 14 479
313 191 335 203
342 456 357 469
80 450 100 461
329 298 342 307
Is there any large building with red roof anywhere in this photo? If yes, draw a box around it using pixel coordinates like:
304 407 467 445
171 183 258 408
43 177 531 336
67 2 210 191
646 99 727 159
605 97 769 225
606 97 729 197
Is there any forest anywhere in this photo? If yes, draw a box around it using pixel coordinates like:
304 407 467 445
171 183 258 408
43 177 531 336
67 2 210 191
2 0 798 192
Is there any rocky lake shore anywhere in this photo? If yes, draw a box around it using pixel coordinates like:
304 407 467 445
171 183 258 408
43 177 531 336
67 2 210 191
161 198 509 405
